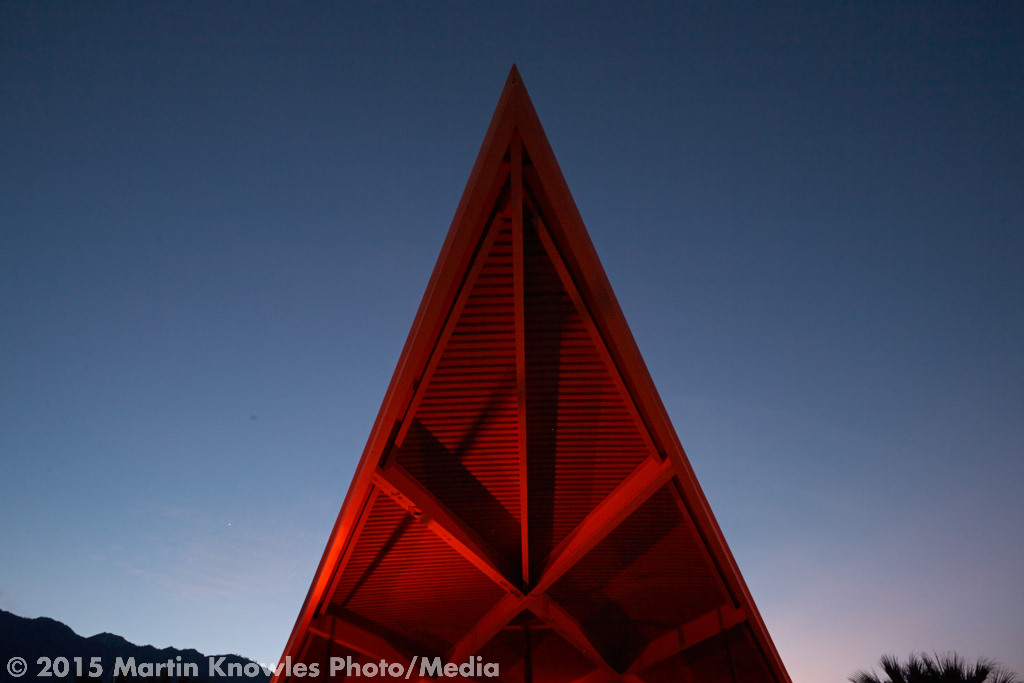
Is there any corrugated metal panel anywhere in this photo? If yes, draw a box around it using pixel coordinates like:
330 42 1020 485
329 494 508 654
524 213 654 570
396 220 522 566
549 486 731 669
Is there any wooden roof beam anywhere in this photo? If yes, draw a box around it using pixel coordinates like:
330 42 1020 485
373 463 523 597
309 612 414 668
534 455 674 593
530 595 624 679
446 592 527 666
387 211 509 458
626 603 746 675
528 212 659 458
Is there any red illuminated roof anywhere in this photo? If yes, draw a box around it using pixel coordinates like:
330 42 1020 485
274 67 791 683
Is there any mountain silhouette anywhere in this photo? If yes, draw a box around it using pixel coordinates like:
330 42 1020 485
0 609 270 682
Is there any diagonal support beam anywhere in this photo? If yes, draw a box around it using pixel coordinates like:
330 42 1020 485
445 458 675 676
379 450 673 678
446 592 527 666
309 612 413 667
626 603 747 675
535 455 674 592
530 595 620 678
373 463 523 598
388 203 509 459
528 212 660 458
448 594 636 681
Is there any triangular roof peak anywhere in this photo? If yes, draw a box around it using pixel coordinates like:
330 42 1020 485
274 68 791 683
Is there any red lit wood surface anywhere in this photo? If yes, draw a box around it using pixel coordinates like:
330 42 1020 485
273 67 792 683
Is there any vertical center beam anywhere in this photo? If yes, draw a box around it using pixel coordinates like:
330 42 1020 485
522 626 532 683
511 135 529 587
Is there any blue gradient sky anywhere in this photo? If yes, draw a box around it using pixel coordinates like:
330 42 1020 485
2 3 1022 681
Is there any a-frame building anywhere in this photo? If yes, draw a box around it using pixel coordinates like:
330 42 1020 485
273 67 791 683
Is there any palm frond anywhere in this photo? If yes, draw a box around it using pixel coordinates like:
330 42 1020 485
851 652 1019 683
850 670 886 683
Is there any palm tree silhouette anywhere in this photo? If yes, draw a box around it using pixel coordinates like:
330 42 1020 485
850 653 1018 683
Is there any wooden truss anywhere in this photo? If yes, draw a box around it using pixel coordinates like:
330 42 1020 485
273 67 791 683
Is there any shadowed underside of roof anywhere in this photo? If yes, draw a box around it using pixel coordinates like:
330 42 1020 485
273 67 791 683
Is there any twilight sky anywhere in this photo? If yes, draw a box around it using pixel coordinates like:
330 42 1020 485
1 2 1022 681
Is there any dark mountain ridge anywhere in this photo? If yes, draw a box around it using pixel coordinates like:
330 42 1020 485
0 609 269 682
